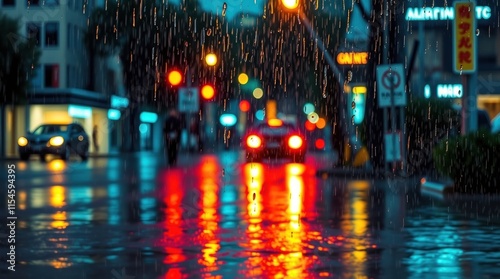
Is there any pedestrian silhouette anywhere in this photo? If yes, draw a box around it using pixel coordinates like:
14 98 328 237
163 109 182 166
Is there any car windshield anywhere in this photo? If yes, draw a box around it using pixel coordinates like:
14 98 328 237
32 125 68 135
258 123 296 135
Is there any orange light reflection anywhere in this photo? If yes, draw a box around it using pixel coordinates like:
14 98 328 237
198 156 221 272
340 180 371 278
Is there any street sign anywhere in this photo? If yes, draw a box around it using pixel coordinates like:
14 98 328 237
453 1 476 74
376 64 407 108
384 132 402 162
178 87 199 113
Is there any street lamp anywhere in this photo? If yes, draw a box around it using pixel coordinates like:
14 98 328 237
205 53 218 67
280 0 360 167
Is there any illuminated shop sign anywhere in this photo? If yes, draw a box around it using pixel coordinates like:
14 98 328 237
111 95 129 109
108 109 121 120
68 105 92 118
425 84 463 98
140 112 158 123
336 52 369 65
437 84 463 98
453 1 476 74
405 5 491 21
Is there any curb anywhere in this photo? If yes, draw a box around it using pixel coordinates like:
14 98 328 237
420 177 454 199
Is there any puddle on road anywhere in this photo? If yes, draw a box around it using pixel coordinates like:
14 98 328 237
11 154 500 278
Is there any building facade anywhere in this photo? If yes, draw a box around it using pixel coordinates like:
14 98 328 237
0 0 164 158
405 0 500 120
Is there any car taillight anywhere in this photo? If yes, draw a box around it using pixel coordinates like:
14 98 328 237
288 135 303 149
246 134 262 148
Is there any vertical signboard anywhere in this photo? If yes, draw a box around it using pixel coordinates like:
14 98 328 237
453 1 476 74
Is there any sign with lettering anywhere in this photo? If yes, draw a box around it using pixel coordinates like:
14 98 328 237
336 52 369 65
453 1 477 74
376 64 407 108
405 5 491 21
178 87 199 113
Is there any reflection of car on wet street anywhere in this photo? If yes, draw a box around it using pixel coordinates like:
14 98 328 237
17 123 90 161
243 119 307 163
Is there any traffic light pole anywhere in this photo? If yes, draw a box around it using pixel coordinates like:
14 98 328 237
298 11 360 166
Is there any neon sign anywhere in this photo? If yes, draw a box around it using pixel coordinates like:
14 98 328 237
336 52 369 65
405 6 491 21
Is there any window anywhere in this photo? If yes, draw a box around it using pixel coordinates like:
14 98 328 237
31 65 43 88
27 0 40 6
26 22 41 46
44 64 59 88
2 0 15 7
45 22 59 47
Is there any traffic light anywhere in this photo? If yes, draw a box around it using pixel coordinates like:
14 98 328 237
167 70 183 86
201 84 215 100
239 100 250 112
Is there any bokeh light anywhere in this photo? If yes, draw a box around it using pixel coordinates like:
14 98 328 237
303 103 315 115
253 88 264 99
307 112 319 124
255 110 265 121
167 70 182 86
316 117 326 129
238 73 249 85
205 53 217 66
315 138 325 149
305 120 315 131
201 84 215 100
239 100 251 112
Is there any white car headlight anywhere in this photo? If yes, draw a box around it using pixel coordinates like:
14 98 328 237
49 136 65 146
18 137 28 147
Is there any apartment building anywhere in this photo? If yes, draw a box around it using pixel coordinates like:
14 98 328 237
1 0 134 157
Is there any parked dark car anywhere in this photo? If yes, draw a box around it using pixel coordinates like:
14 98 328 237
243 119 307 163
17 123 90 161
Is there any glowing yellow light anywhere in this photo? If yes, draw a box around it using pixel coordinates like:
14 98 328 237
282 0 299 10
18 137 28 146
205 53 217 66
268 118 283 127
167 70 182 86
201 84 215 100
49 186 66 208
238 73 249 85
49 136 64 146
353 86 367 94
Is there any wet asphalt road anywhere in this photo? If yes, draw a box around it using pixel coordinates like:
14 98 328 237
1 151 500 279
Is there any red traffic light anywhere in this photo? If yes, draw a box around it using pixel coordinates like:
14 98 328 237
201 84 215 100
167 70 183 86
239 100 250 112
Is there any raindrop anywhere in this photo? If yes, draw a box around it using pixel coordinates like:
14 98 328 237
253 192 256 201
351 115 355 125
322 93 327 98
206 28 212 36
476 29 480 36
222 169 225 177
351 101 356 110
459 65 463 75
222 3 227 17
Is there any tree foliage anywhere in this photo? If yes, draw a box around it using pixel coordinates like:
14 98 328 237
0 13 41 104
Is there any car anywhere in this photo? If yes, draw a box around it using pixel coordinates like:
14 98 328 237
243 118 307 163
17 123 90 161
